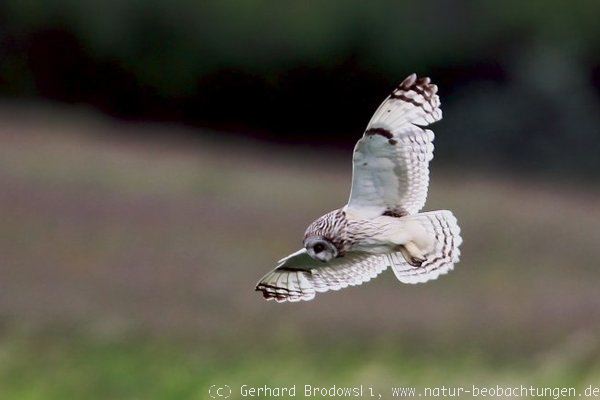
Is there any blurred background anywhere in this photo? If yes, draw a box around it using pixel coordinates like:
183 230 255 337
0 0 599 398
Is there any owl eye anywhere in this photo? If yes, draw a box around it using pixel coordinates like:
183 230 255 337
313 243 326 254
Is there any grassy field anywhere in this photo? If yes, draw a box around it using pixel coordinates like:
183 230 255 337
3 330 600 399
1 106 600 398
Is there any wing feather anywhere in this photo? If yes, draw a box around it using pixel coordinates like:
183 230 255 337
255 250 388 302
347 74 441 217
388 210 462 284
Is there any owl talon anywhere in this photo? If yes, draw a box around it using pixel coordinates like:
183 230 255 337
409 255 426 267
400 242 427 268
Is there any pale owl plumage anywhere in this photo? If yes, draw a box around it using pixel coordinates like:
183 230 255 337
256 74 462 302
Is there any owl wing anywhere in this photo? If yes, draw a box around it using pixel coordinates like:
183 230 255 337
255 249 389 302
346 74 442 218
386 210 462 284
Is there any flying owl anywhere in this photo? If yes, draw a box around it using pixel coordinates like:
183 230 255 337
256 74 462 302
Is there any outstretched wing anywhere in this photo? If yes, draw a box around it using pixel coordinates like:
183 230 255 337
255 249 389 302
347 74 442 218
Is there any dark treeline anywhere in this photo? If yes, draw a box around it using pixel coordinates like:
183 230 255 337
0 0 598 176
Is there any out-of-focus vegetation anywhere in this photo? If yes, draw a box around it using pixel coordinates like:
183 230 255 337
0 1 599 175
3 329 600 400
1 0 598 93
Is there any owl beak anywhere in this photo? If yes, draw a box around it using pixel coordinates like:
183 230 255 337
315 254 329 263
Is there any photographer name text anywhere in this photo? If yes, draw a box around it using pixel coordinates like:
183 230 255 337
241 385 381 398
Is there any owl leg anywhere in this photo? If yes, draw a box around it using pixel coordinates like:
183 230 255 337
399 241 427 267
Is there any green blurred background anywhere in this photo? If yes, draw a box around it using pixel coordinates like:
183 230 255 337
0 1 599 399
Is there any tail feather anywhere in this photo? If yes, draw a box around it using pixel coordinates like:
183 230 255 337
389 210 462 284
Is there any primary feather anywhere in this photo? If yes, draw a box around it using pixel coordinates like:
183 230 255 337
256 250 389 302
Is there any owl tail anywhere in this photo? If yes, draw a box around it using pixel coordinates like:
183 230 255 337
388 210 462 284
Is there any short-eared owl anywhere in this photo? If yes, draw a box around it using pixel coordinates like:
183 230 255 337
256 74 462 302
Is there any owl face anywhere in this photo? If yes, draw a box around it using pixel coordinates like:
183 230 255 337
304 236 338 262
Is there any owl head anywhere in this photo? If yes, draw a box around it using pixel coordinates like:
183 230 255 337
304 236 338 262
303 208 349 262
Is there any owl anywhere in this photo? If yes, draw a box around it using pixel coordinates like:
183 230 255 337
256 74 462 302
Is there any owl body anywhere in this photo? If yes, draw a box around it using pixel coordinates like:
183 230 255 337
303 208 435 260
256 74 463 302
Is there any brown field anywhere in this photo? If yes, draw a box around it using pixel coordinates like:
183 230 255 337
1 106 600 398
1 105 599 350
